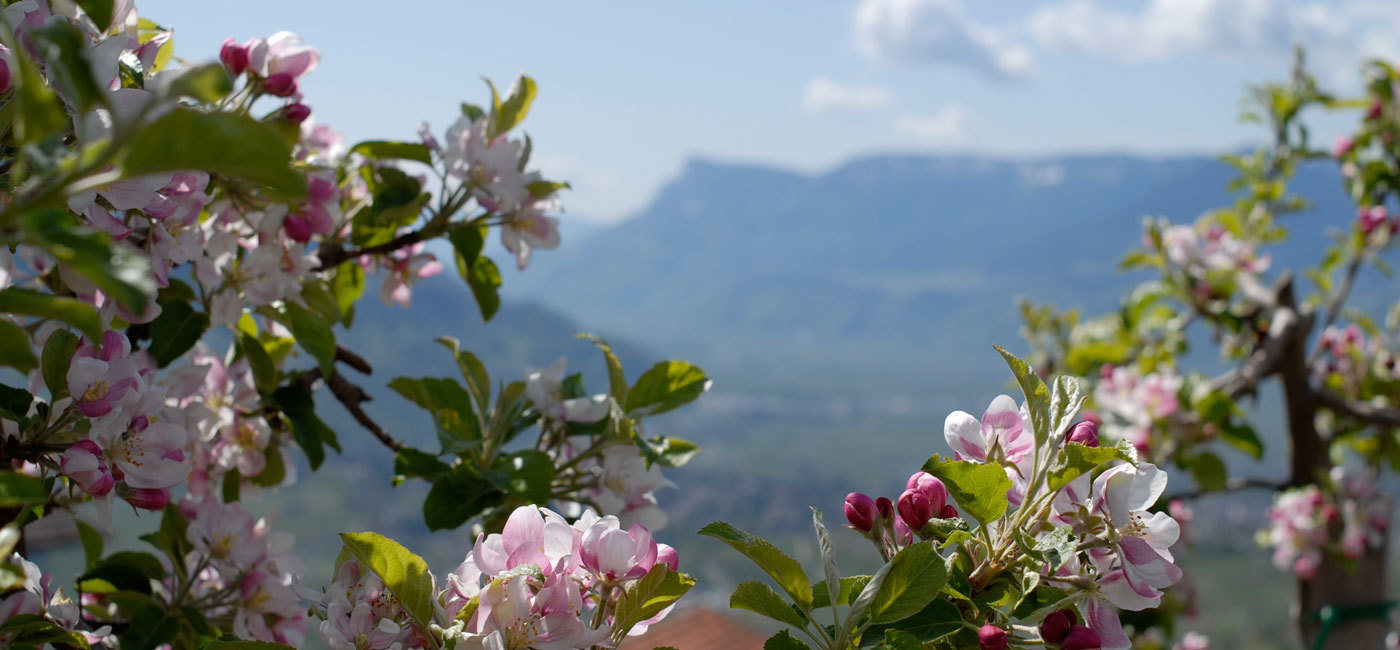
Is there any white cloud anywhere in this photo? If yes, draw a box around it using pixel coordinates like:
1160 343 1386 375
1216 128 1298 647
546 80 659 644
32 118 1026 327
894 105 974 146
801 77 895 114
854 0 1032 80
1027 0 1400 79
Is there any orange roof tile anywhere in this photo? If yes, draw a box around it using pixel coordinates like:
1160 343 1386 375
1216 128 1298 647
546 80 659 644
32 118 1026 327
628 608 768 649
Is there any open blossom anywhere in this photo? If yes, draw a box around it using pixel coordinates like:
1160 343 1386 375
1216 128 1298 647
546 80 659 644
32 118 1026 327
1262 485 1331 578
1161 223 1269 276
60 440 115 496
1086 463 1182 611
579 515 657 582
501 197 561 270
442 115 529 211
0 553 113 646
68 331 143 418
1094 364 1181 454
377 242 443 307
524 358 609 423
944 394 1034 464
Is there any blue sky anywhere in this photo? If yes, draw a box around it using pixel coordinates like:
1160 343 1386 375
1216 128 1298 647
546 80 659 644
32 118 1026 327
140 0 1397 223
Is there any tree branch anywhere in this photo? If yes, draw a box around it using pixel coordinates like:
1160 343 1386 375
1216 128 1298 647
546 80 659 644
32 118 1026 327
323 371 406 452
1306 253 1364 366
314 229 429 272
1312 388 1400 428
1164 476 1288 502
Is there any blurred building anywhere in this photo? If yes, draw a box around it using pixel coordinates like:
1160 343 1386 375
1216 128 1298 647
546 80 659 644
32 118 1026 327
630 608 766 649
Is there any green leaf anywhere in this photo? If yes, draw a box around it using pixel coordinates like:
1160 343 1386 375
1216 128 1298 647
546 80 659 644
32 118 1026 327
625 361 710 416
730 580 807 628
1011 584 1072 619
279 301 335 376
994 345 1052 448
393 448 450 482
351 140 432 165
1049 375 1086 441
422 465 504 531
867 542 947 625
75 519 103 570
0 288 102 340
486 450 554 503
812 508 841 622
329 264 366 323
922 456 1012 524
0 613 91 649
577 333 628 403
1220 422 1263 459
154 62 232 102
30 20 105 113
436 336 490 415
21 213 153 311
0 320 36 374
1189 452 1228 491
337 532 437 633
492 75 537 137
0 472 47 507
301 279 343 325
699 521 812 610
811 575 871 609
221 469 241 503
9 32 67 143
41 330 79 401
122 109 306 200
1033 526 1077 573
121 603 179 650
271 386 337 470
1046 442 1133 492
611 565 696 640
863 599 962 646
147 301 209 367
75 0 115 32
446 224 502 321
764 630 812 650
0 383 33 422
200 641 296 650
239 333 277 395
881 629 924 649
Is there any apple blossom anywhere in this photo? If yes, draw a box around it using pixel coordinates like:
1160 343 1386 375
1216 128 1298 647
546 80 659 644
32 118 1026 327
944 394 1034 464
845 491 876 531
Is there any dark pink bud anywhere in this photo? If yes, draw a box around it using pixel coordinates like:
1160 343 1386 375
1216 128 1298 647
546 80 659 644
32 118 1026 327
0 58 10 95
1079 409 1101 426
875 496 894 522
897 489 932 531
263 73 297 97
1368 100 1384 120
125 487 170 511
845 492 876 532
283 215 312 242
1061 625 1102 650
1067 421 1099 447
307 175 337 203
283 102 311 123
905 471 949 513
978 624 1008 650
939 504 958 519
220 38 248 76
1039 609 1078 643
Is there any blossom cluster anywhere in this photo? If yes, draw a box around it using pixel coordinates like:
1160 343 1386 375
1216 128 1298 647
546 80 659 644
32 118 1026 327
1092 364 1182 457
1158 223 1270 282
320 505 680 649
1261 465 1391 578
0 553 113 647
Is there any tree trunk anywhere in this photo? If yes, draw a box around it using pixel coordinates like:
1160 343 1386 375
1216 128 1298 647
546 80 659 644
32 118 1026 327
1297 540 1390 650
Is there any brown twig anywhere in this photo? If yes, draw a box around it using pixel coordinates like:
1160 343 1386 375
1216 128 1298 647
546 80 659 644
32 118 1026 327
314 229 429 272
1163 476 1287 502
1312 389 1400 428
323 371 406 452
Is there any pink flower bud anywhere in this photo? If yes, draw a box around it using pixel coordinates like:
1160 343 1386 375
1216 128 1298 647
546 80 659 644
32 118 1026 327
892 515 913 545
283 215 313 242
978 624 1008 650
875 496 895 524
1061 625 1102 650
845 492 876 532
1332 135 1354 159
283 102 311 123
125 487 171 510
1367 100 1384 120
60 440 114 496
905 472 949 513
1067 420 1099 447
0 57 10 95
897 489 933 531
219 38 249 76
263 73 297 97
939 504 958 519
656 543 679 571
1039 608 1078 643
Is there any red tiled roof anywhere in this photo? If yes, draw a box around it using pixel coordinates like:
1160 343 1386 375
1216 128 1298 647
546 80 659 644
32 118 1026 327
628 608 767 649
